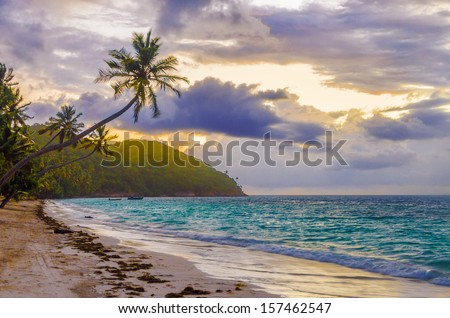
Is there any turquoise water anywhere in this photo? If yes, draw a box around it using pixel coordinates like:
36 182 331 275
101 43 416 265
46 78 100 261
57 195 450 286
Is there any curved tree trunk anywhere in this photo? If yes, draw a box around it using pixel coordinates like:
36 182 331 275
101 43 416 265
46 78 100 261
0 96 137 188
42 131 62 148
36 148 96 178
0 191 15 209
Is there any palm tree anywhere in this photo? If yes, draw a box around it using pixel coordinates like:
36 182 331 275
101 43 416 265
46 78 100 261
95 30 189 121
36 125 117 177
1 125 116 208
0 64 30 127
0 124 38 209
0 123 36 167
39 105 84 148
1 90 31 127
82 125 118 156
0 65 37 207
0 29 189 187
0 63 15 86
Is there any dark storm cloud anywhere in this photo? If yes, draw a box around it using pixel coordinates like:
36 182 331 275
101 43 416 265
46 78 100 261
71 92 120 123
25 91 128 131
270 122 324 142
363 98 450 140
38 78 323 141
146 77 296 138
23 76 321 142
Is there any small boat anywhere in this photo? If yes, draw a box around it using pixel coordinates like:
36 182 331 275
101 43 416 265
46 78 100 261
127 197 144 200
108 198 122 201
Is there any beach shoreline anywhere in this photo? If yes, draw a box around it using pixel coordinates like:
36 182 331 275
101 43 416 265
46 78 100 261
0 200 273 298
2 199 450 298
50 197 450 298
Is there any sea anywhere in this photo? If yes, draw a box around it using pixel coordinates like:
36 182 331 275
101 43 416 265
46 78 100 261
47 195 450 297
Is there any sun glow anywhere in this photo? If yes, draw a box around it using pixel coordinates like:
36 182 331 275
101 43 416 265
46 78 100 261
179 60 411 113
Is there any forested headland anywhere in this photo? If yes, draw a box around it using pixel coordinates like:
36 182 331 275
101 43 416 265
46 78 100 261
32 124 245 198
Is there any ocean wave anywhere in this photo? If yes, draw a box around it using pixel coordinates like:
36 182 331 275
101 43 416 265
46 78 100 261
51 199 450 288
151 229 450 287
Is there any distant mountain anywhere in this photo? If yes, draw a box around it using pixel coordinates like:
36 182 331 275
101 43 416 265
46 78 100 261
31 125 245 198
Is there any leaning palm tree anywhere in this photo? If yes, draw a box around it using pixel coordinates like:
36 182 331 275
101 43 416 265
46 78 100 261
36 125 117 177
0 29 189 187
1 126 116 208
95 30 189 121
82 125 118 156
38 105 84 148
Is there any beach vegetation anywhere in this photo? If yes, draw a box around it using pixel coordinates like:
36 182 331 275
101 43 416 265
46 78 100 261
36 124 117 177
0 64 38 207
32 125 244 198
0 29 188 189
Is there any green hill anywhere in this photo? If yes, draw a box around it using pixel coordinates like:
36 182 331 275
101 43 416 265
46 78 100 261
30 124 245 198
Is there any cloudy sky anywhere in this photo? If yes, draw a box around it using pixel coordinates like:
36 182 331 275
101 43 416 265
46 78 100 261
1 0 450 194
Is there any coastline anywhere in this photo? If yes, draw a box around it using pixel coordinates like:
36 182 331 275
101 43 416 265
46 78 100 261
0 200 273 298
52 197 450 298
2 199 449 298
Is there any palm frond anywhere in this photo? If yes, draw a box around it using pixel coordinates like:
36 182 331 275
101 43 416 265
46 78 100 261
94 29 188 122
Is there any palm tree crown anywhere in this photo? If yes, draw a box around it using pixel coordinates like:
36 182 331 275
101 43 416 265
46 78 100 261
95 29 189 122
38 105 84 147
81 125 117 156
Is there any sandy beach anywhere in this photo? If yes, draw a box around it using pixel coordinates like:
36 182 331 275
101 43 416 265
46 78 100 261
0 200 272 298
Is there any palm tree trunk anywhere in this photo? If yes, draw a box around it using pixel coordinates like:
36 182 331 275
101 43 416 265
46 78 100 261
42 131 62 148
0 191 15 209
36 148 96 178
0 96 138 188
